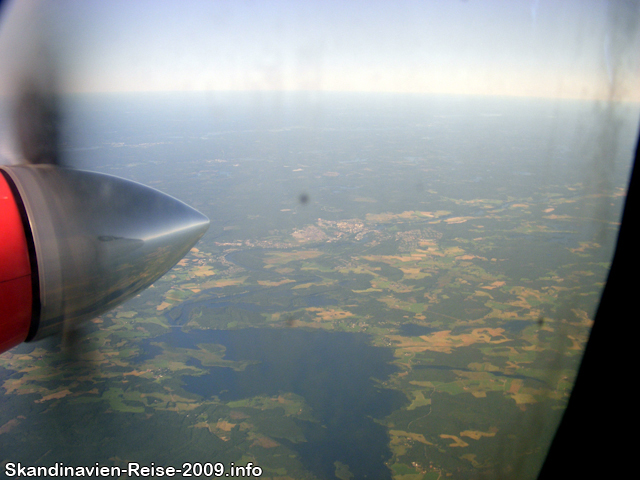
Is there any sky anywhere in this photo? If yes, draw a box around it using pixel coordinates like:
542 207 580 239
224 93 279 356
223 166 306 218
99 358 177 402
0 0 639 100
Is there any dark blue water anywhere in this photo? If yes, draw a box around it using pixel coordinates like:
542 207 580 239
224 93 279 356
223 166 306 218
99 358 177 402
161 284 334 325
501 320 534 334
138 328 406 479
165 296 334 325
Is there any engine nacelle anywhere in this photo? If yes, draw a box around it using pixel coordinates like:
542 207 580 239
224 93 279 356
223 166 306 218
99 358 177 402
0 165 209 352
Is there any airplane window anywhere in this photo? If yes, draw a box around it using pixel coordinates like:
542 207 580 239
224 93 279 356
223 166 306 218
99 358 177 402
1 1 638 479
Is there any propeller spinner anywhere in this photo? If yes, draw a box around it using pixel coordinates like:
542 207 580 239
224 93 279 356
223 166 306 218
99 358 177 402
0 165 210 352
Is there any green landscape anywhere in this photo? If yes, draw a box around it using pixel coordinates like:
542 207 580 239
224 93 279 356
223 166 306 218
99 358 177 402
0 92 632 479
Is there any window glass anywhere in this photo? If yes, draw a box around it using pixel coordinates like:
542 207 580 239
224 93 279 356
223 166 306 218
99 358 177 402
1 1 638 479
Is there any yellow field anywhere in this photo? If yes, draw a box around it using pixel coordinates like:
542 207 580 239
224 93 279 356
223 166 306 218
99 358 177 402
306 308 355 321
460 428 497 440
440 434 469 447
264 250 324 266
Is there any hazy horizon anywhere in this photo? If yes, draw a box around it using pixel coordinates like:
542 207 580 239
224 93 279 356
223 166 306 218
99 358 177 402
0 0 639 101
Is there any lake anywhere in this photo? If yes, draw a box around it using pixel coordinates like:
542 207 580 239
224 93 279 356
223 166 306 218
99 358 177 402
139 328 407 479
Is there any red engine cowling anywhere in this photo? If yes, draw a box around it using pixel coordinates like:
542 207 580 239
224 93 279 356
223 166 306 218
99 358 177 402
0 170 33 352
